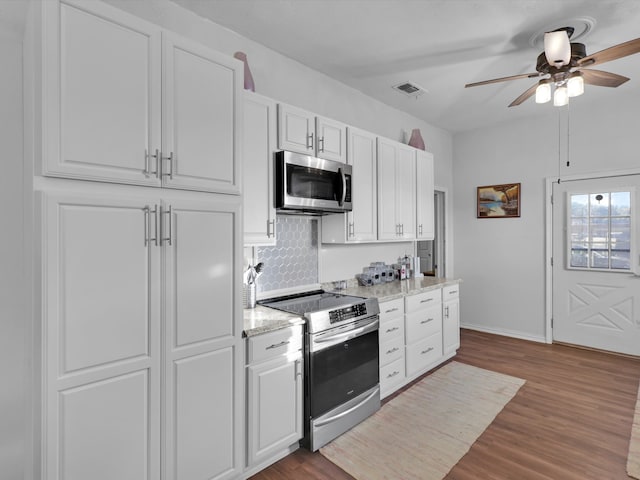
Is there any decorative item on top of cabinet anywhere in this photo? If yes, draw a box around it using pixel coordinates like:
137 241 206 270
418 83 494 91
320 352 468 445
407 128 425 150
416 150 435 240
233 51 255 92
243 92 277 245
277 103 347 162
322 127 377 243
246 325 303 471
377 137 417 241
38 0 241 195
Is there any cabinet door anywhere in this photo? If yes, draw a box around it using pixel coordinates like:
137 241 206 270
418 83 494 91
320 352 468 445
416 150 435 240
247 353 303 465
315 116 346 162
443 299 460 355
396 145 417 239
163 34 242 194
43 190 161 480
43 0 161 186
277 103 314 155
163 195 243 480
377 138 400 240
243 92 277 245
347 127 377 241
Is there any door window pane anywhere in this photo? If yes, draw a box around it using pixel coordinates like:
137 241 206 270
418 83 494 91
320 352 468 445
568 190 633 271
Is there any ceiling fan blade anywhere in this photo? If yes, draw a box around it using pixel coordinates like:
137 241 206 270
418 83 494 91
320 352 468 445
577 38 640 67
508 83 539 107
581 69 630 87
465 72 542 88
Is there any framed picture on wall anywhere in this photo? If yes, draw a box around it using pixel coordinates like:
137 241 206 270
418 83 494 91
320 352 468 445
477 183 521 218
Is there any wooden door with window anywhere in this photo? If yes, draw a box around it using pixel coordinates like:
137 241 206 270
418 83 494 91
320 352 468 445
552 174 640 355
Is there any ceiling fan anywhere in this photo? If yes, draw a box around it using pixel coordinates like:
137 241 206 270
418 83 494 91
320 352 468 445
465 27 640 107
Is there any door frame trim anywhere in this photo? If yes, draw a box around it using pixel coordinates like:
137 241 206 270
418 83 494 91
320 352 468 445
544 167 640 344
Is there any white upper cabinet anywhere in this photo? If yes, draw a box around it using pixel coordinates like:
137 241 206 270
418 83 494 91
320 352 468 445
40 0 241 194
162 34 241 194
243 92 277 245
277 103 347 162
377 137 416 241
416 150 435 240
322 127 377 243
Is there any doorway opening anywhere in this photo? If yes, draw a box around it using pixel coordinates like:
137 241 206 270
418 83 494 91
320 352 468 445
417 189 446 278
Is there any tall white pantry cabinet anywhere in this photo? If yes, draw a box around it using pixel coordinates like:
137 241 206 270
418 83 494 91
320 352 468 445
23 1 244 479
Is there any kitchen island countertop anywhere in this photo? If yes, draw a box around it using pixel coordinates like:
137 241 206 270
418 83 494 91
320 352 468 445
243 305 305 337
328 276 461 303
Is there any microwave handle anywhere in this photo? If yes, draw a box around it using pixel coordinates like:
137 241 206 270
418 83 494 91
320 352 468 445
338 167 347 206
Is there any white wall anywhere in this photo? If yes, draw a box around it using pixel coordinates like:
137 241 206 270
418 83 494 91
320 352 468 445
0 26 24 480
453 93 640 341
104 0 455 282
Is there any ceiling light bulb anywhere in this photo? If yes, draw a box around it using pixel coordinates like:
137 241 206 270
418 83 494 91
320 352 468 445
544 30 571 67
535 82 551 103
554 85 569 106
567 74 584 97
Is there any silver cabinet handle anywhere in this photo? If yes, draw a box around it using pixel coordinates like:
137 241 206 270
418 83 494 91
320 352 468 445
385 347 399 355
420 298 433 304
161 152 174 179
385 327 399 333
420 318 434 324
306 133 314 150
161 206 173 246
318 136 324 152
448 290 458 295
445 306 450 317
144 205 159 246
386 370 400 379
400 224 404 235
266 340 289 350
267 219 276 238
420 347 434 355
419 224 423 236
348 222 354 238
145 149 159 178
295 358 302 378
385 307 399 314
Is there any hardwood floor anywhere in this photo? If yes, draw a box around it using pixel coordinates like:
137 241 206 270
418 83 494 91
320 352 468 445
249 329 640 480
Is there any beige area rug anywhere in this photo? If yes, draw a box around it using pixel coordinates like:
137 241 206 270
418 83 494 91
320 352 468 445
320 361 525 480
628 383 640 479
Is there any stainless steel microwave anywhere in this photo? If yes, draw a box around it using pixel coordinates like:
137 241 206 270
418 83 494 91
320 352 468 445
275 150 352 214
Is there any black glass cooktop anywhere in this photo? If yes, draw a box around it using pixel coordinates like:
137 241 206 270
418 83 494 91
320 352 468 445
259 290 366 316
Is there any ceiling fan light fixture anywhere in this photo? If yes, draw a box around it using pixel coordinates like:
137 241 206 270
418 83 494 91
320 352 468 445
535 81 551 103
544 30 571 66
567 73 584 97
554 85 569 106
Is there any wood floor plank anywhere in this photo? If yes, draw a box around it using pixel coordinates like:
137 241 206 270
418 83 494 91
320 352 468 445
248 329 640 479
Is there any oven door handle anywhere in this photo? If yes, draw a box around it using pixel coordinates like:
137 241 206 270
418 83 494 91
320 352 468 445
314 388 379 427
314 319 379 346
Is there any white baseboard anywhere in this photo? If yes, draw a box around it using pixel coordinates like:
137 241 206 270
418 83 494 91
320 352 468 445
461 323 548 344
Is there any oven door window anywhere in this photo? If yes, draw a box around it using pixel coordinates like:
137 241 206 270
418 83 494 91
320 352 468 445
309 330 379 418
286 164 342 202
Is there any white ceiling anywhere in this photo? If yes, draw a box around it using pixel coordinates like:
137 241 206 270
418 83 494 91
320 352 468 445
171 0 640 133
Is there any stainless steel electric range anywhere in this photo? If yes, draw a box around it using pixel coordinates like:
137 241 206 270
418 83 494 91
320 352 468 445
260 290 381 451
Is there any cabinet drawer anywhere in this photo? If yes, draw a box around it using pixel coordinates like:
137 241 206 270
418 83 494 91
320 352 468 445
405 305 442 344
380 357 405 395
379 315 404 342
379 335 404 367
405 332 443 377
405 289 441 313
247 324 303 364
379 297 404 322
442 284 460 301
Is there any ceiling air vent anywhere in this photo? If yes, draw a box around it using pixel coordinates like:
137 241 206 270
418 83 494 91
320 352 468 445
393 81 427 98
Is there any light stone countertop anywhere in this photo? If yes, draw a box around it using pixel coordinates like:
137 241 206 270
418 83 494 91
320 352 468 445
327 276 461 303
243 305 305 337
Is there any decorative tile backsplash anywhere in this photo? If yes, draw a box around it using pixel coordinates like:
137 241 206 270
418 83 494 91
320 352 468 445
256 216 318 293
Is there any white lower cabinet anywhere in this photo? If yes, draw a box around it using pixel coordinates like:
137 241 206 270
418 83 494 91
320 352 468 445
378 298 405 398
443 284 461 356
378 283 460 399
41 187 243 480
246 325 303 472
